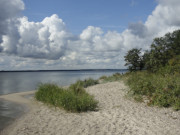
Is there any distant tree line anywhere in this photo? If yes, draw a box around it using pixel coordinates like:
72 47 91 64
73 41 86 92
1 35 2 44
124 29 180 72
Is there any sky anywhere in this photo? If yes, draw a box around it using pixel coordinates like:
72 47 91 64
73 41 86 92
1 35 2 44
22 0 156 34
0 0 180 70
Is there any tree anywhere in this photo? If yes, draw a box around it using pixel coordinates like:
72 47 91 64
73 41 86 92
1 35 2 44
124 48 144 72
124 29 180 72
144 29 180 72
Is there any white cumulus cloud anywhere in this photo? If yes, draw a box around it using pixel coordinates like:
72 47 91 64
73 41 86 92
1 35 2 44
16 14 71 59
0 13 72 59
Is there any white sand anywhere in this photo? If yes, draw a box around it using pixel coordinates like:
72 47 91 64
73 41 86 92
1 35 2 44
1 81 180 135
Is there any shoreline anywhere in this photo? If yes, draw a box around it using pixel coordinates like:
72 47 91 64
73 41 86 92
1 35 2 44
1 81 180 135
0 91 36 135
0 90 36 104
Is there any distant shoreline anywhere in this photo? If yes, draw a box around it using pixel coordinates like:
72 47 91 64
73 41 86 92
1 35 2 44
0 69 127 72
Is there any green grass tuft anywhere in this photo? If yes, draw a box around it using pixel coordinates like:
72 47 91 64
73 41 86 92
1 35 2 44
70 78 99 89
99 73 122 83
35 81 98 112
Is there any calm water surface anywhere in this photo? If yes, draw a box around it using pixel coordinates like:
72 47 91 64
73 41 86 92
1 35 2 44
0 70 126 95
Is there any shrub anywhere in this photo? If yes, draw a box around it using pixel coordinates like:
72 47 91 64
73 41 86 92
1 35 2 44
99 73 122 83
125 71 180 110
60 90 98 112
70 78 99 88
82 78 99 88
69 81 86 94
99 75 108 80
35 82 98 112
35 83 64 106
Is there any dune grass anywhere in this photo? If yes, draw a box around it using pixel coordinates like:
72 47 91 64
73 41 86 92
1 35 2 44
99 71 180 111
35 70 179 112
99 73 123 83
35 80 98 112
70 78 99 89
125 71 180 110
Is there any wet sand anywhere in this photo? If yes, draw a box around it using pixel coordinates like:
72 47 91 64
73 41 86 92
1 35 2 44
1 82 180 135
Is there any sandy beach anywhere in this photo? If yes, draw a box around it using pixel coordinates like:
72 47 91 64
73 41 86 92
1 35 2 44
0 81 180 135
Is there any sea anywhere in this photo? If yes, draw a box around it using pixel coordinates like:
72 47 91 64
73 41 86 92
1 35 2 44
0 69 127 131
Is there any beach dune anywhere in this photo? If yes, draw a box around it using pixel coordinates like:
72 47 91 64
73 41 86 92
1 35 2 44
1 81 180 135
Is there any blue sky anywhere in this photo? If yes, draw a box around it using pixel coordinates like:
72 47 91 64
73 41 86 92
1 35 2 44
23 0 157 34
0 0 180 70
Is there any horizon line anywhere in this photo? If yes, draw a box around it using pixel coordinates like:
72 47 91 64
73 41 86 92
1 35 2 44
0 69 127 72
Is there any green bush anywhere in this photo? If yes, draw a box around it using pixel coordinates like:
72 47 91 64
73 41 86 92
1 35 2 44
99 75 108 80
35 83 64 106
82 78 99 88
60 90 98 112
70 78 99 89
69 81 86 94
125 71 180 110
35 82 98 112
99 73 122 83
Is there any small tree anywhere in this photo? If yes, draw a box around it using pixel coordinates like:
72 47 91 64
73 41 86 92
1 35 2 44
124 48 144 72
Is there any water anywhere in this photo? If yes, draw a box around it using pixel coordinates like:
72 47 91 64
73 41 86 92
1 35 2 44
0 70 127 95
0 99 26 131
0 69 127 131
